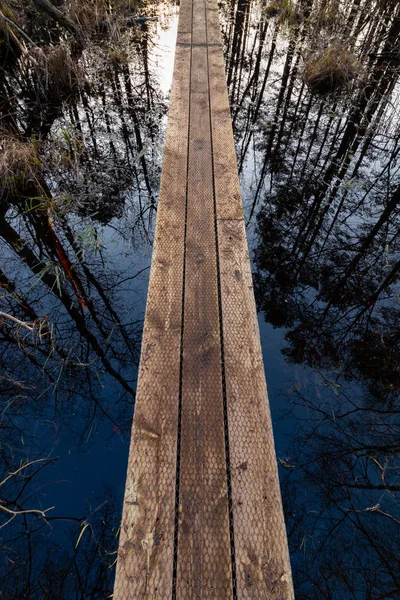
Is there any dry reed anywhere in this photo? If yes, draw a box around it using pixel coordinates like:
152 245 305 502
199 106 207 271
303 44 361 94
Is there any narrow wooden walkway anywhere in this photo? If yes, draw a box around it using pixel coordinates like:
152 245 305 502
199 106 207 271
113 0 294 597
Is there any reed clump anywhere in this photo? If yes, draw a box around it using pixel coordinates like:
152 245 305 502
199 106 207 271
0 133 41 198
67 0 136 37
264 0 303 25
264 1 282 18
108 46 129 65
28 42 81 102
303 44 361 94
67 0 109 33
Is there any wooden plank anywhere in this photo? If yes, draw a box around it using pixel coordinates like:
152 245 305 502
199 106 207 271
112 4 192 596
177 0 193 37
216 220 294 600
207 45 243 219
175 30 233 597
114 0 294 595
191 45 209 94
205 0 294 596
205 0 222 44
192 0 207 44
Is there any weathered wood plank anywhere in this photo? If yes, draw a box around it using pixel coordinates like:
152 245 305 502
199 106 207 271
207 46 243 218
114 0 294 595
217 219 295 599
176 82 232 600
177 0 193 37
112 13 192 599
192 0 207 44
205 0 222 44
191 45 209 94
176 31 232 598
205 0 294 596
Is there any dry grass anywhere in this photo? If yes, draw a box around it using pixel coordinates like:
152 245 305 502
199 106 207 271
303 44 361 94
0 132 41 198
67 0 109 33
264 0 303 26
264 1 282 18
28 41 81 101
108 46 129 65
306 0 350 38
67 0 136 37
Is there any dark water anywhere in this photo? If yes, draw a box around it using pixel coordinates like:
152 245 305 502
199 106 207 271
1 0 399 597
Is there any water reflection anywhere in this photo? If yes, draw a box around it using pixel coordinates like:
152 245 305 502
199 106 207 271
1 0 400 596
223 0 400 597
0 0 177 595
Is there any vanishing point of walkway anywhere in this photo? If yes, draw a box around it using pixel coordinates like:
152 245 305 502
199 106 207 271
113 0 294 597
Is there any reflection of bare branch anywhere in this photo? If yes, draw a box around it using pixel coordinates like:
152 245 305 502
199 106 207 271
1 457 57 488
0 504 54 529
0 311 35 332
0 9 36 59
348 503 400 525
0 504 54 519
0 311 51 346
1 458 58 529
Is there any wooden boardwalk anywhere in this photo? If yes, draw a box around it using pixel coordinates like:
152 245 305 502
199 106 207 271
113 0 294 597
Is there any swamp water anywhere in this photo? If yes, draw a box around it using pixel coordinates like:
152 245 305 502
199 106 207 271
0 0 399 597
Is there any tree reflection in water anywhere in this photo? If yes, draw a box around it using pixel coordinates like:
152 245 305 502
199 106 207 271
0 0 177 596
1 0 400 596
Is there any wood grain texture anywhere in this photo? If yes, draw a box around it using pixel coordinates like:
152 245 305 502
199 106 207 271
177 0 192 36
192 0 207 44
205 0 222 44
